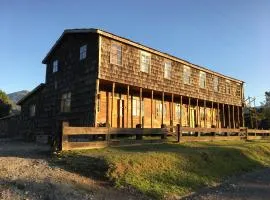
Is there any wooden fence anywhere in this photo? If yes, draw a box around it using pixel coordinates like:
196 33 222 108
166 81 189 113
61 122 270 151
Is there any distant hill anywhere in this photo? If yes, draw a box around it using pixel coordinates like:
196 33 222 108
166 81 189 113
8 90 29 103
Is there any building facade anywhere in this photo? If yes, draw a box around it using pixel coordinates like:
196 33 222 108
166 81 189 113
36 28 244 138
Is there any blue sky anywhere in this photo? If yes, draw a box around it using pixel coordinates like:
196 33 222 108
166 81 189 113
1 0 269 105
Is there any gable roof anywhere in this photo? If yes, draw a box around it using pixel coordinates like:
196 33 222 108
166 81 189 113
17 83 45 105
42 28 244 83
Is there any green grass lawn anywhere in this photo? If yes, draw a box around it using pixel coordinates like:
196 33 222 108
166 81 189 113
55 140 270 199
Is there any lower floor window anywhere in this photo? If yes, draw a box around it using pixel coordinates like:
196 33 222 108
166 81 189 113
61 92 71 112
29 104 36 117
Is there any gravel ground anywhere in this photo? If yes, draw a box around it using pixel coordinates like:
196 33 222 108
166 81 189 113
0 139 143 200
182 168 270 200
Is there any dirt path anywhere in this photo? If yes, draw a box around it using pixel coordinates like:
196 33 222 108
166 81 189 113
0 139 143 200
183 168 270 200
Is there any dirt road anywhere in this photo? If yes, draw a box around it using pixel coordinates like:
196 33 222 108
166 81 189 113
183 168 270 200
0 139 142 200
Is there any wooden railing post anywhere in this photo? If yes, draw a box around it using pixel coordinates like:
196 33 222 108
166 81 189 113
177 124 181 143
61 121 69 151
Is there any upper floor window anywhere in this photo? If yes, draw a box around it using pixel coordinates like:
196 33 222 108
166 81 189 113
225 80 231 95
213 76 219 92
79 45 87 60
183 65 191 85
53 60 58 73
61 92 71 112
29 104 36 117
236 84 241 97
164 61 172 79
110 43 122 65
140 51 151 73
199 71 206 88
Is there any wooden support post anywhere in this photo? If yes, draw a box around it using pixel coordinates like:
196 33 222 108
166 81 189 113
151 90 153 128
180 96 183 127
242 107 245 127
127 85 129 128
228 105 231 128
162 92 165 126
204 100 206 128
171 94 174 127
237 106 240 128
211 101 214 127
139 87 142 126
196 98 199 127
232 105 235 129
188 97 191 127
106 92 109 127
222 104 225 128
217 103 220 128
95 79 100 127
111 82 115 128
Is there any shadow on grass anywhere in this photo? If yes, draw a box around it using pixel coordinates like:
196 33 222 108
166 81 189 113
1 139 270 199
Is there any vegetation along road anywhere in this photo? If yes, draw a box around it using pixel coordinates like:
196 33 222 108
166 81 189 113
1 139 270 199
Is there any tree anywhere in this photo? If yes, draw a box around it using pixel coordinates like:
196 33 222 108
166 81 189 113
0 90 11 117
259 91 270 129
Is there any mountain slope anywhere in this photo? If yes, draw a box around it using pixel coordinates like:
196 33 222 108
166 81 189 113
8 90 29 103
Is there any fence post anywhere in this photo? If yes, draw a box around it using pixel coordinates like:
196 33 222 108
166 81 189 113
177 124 180 143
61 121 69 151
161 124 167 139
136 124 143 140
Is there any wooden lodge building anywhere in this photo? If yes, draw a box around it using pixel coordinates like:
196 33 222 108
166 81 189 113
18 28 244 141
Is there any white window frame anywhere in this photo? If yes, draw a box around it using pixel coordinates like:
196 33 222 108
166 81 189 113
79 45 87 60
110 43 122 66
140 51 151 73
61 92 71 112
164 61 172 79
183 65 191 85
53 60 58 73
213 76 219 92
236 84 241 97
29 104 36 117
175 103 181 120
199 71 206 88
225 80 231 95
132 97 144 117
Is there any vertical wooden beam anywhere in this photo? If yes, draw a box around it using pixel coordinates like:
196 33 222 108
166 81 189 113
204 100 206 128
180 95 182 127
126 85 129 128
222 103 225 128
188 97 191 127
139 87 142 126
95 79 100 127
242 107 245 127
162 92 164 126
171 94 174 126
211 101 214 127
232 105 235 129
237 106 240 128
228 105 231 128
111 82 115 128
106 91 109 127
196 98 199 127
151 90 153 128
217 103 220 128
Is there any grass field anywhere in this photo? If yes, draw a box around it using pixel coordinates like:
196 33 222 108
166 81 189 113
55 140 270 199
